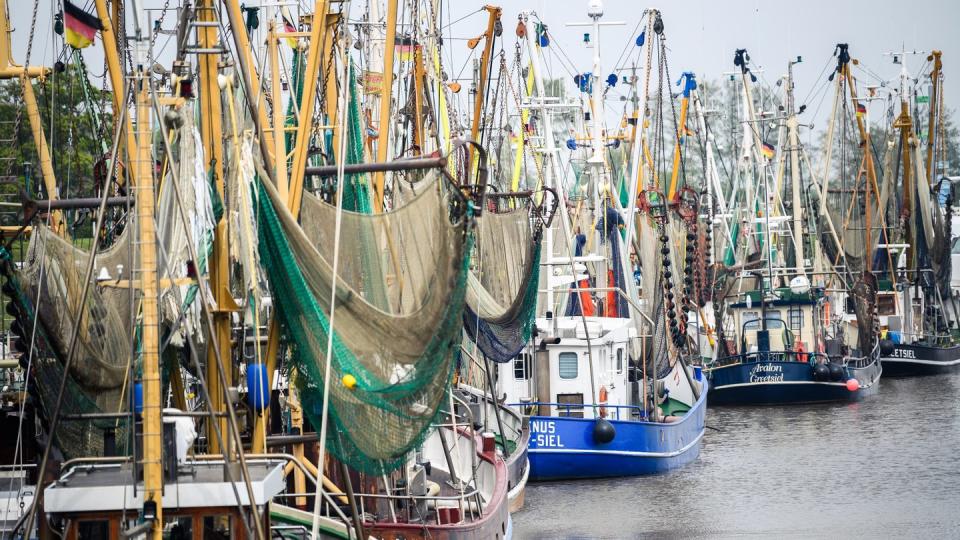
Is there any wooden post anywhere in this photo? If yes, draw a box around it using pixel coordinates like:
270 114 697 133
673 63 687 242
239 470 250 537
468 6 502 172
94 0 139 189
21 76 66 236
896 100 913 269
136 73 164 540
372 0 400 211
269 22 289 202
197 0 232 456
288 1 331 217
925 50 942 184
257 0 329 457
844 63 880 272
667 95 689 201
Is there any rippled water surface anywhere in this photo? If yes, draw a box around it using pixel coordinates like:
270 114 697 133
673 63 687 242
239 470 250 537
513 373 960 538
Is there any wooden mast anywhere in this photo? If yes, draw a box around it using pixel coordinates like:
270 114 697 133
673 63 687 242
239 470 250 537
269 21 290 201
895 99 914 269
925 50 942 184
786 58 805 277
134 59 165 540
841 59 879 272
255 0 329 456
469 6 502 171
195 0 235 456
93 0 141 190
667 83 690 201
373 0 399 210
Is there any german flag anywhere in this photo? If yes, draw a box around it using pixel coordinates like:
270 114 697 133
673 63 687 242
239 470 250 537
855 102 867 117
64 1 103 50
282 13 298 49
760 141 775 159
395 37 420 61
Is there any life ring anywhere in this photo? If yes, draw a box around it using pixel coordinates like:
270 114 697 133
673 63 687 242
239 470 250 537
794 341 809 363
598 386 608 418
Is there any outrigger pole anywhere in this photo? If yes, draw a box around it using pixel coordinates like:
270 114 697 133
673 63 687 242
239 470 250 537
0 2 64 235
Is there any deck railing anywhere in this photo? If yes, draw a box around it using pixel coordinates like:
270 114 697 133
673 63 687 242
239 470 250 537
507 401 652 421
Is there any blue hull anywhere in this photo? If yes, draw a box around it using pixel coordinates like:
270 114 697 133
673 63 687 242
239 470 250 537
526 380 707 481
707 358 881 406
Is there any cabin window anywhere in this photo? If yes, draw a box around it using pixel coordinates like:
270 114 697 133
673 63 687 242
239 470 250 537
616 348 624 373
764 310 783 328
164 516 193 539
789 306 803 331
557 392 584 418
77 520 110 540
513 353 532 380
877 294 896 316
558 352 578 379
742 311 760 330
203 515 233 539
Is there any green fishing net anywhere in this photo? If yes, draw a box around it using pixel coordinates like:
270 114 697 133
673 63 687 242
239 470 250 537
255 169 472 475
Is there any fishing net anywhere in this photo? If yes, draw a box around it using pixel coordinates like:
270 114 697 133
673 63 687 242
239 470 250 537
9 225 135 457
463 204 541 363
255 169 472 475
156 108 217 348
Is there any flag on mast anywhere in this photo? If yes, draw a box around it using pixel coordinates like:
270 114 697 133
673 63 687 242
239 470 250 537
282 13 298 49
63 0 103 50
760 141 775 159
855 102 867 117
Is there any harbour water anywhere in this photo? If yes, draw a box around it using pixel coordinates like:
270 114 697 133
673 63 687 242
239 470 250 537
514 373 960 538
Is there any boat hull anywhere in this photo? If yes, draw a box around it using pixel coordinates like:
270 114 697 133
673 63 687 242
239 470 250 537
525 380 707 481
707 357 881 405
881 343 960 377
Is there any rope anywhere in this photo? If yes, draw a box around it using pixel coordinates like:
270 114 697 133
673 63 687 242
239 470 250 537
311 12 353 538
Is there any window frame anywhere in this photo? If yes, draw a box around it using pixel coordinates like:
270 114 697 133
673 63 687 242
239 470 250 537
558 352 579 379
788 306 803 331
513 353 532 380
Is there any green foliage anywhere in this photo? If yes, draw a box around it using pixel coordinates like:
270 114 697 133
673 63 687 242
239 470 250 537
0 58 112 201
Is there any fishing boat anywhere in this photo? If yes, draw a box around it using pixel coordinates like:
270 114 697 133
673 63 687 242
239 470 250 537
496 6 707 481
0 0 523 537
704 47 881 405
873 50 960 376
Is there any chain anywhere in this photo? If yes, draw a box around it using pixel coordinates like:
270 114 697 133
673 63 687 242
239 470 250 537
661 35 686 193
148 0 174 58
8 0 41 175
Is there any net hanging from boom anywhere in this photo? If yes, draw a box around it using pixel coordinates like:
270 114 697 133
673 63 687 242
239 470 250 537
464 202 542 363
255 167 473 475
6 226 136 458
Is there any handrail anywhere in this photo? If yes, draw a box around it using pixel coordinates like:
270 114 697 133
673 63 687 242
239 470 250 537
707 350 829 368
506 401 652 421
707 350 876 370
536 286 656 331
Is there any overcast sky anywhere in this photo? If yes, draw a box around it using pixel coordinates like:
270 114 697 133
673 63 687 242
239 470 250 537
9 0 960 148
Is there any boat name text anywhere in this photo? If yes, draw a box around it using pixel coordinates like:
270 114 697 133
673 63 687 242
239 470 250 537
749 363 784 383
890 348 917 359
530 419 565 448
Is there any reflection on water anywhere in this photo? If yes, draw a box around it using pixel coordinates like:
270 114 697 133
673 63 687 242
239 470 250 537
514 373 960 539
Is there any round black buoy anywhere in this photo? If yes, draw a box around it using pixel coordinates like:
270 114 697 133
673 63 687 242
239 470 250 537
593 418 616 444
879 339 895 356
828 362 844 382
813 362 830 381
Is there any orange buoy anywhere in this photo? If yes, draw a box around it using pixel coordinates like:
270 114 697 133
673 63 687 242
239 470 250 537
794 341 809 363
598 385 609 418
